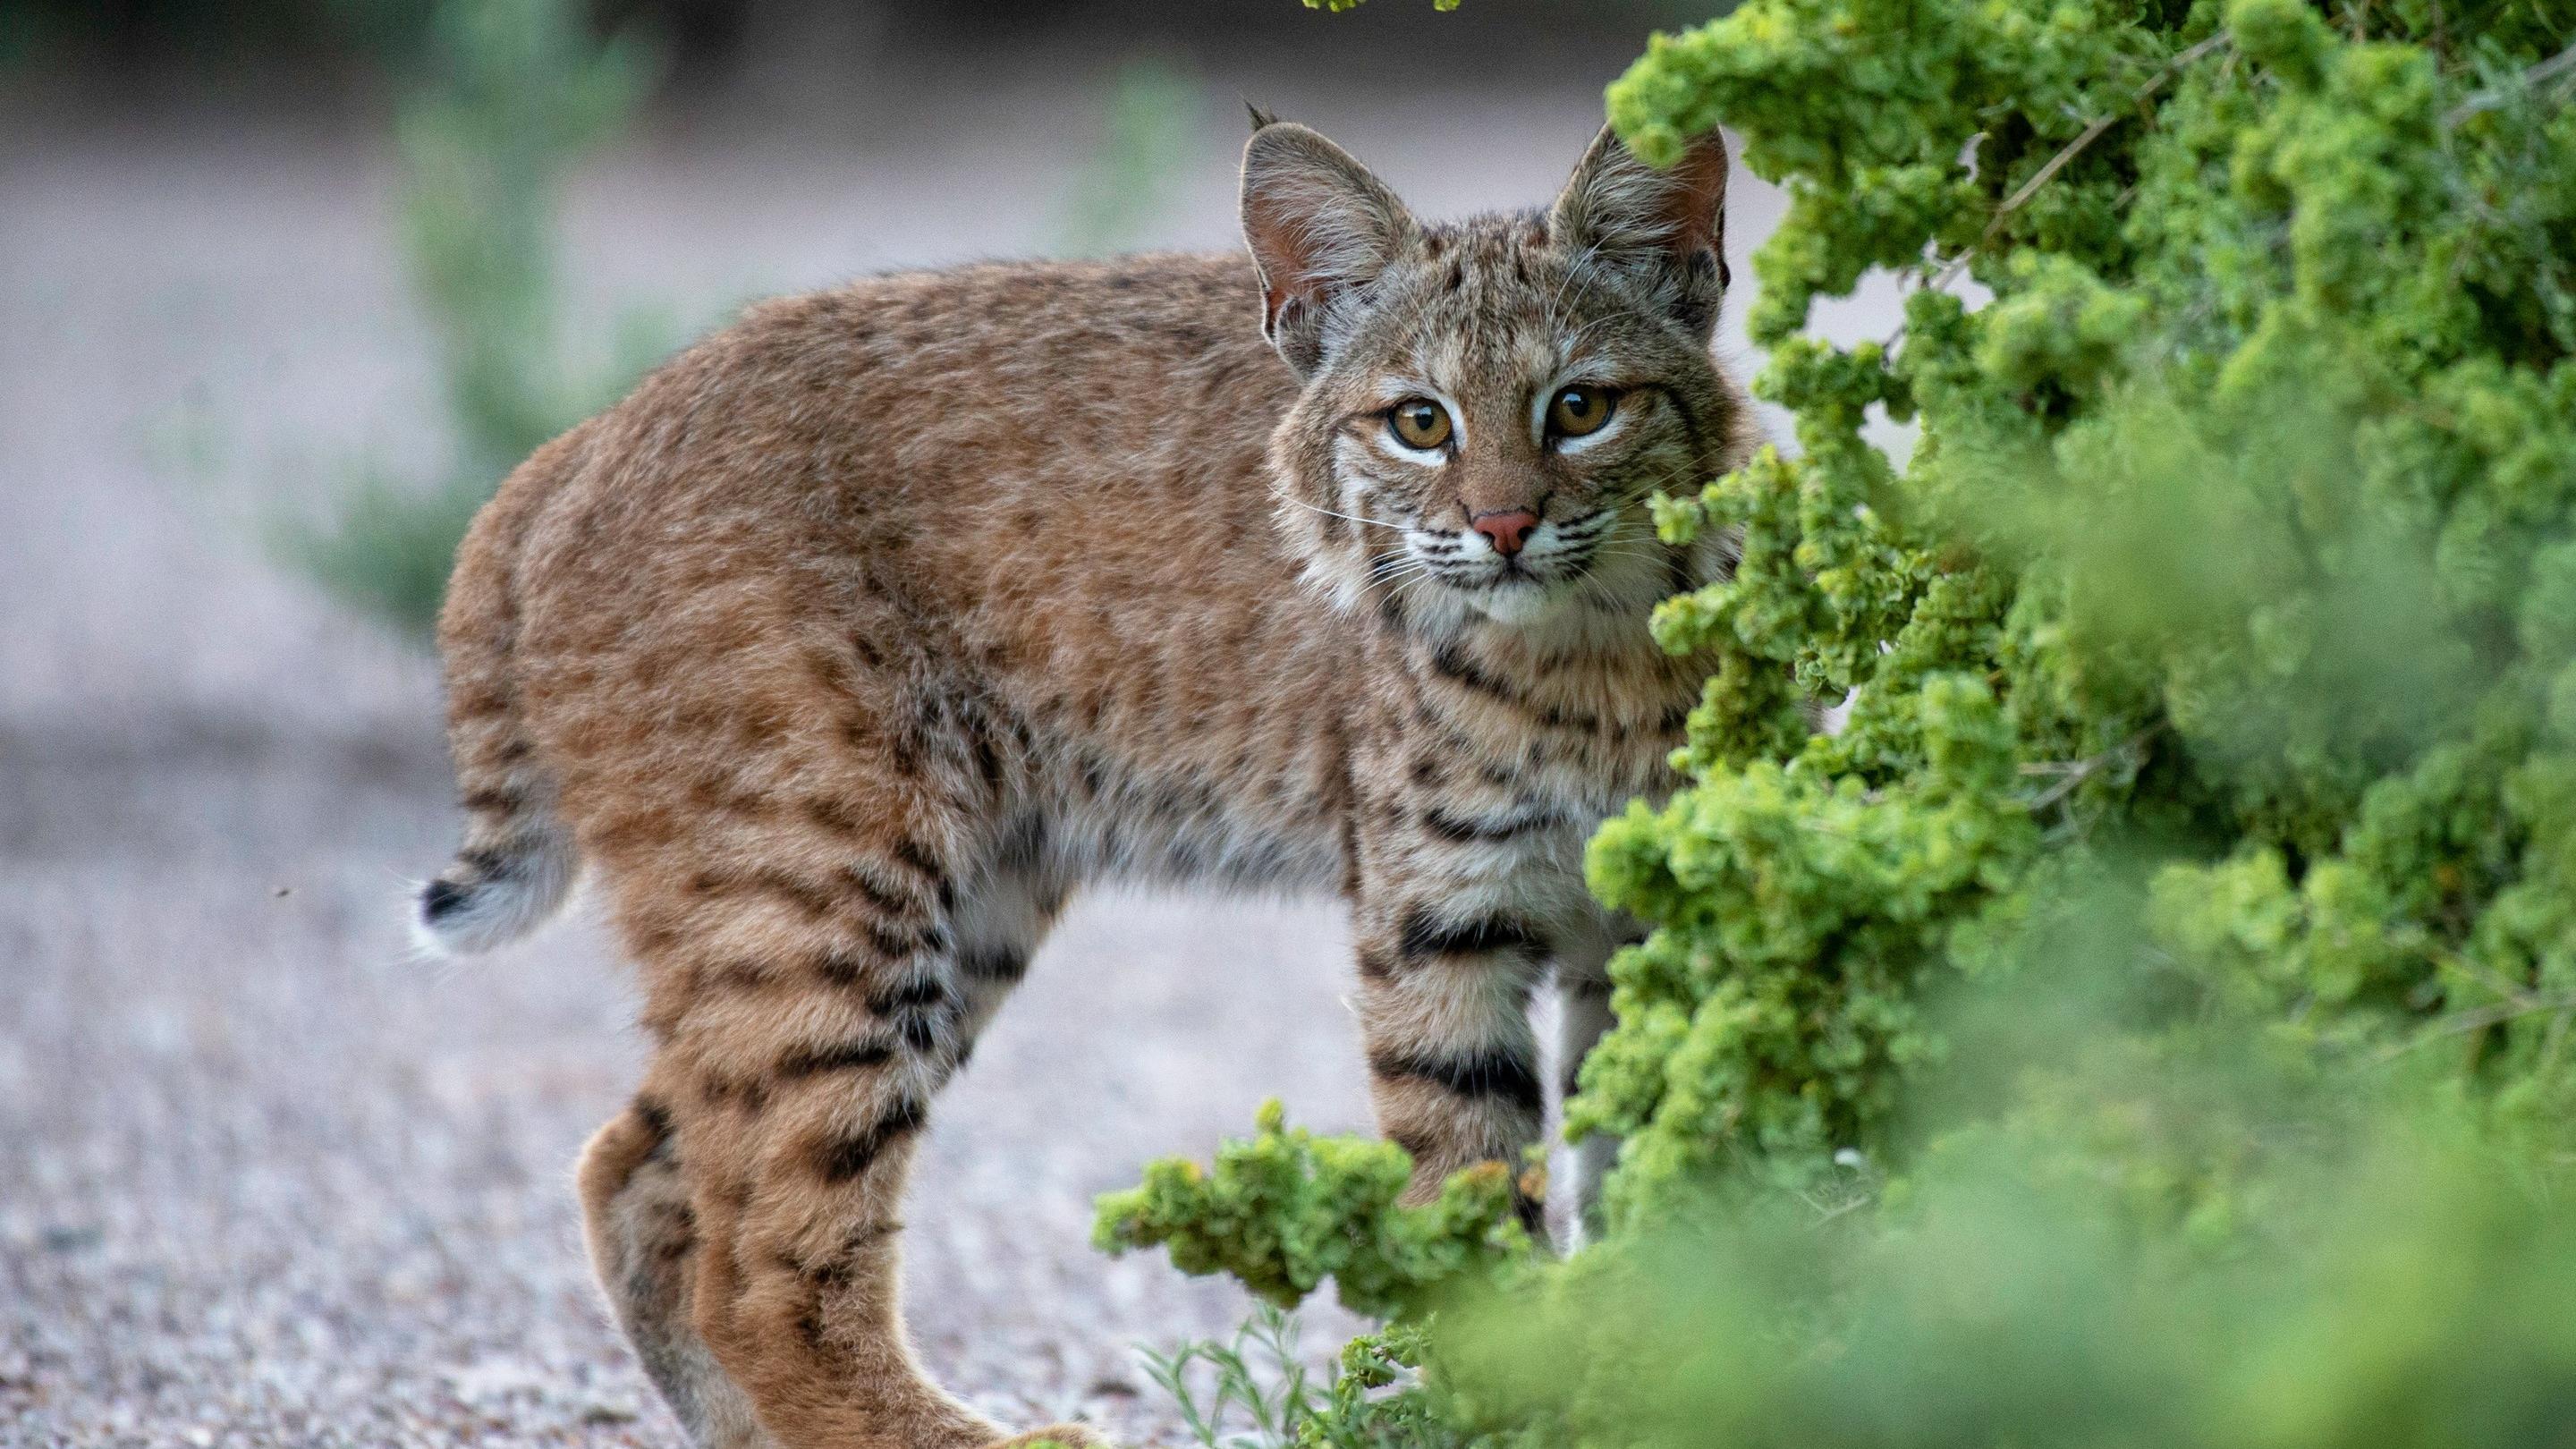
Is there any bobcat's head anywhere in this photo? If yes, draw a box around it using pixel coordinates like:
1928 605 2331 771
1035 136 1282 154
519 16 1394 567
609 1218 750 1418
1243 118 1750 637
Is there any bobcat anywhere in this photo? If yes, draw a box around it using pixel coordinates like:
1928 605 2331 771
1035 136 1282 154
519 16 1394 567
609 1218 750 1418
417 115 1752 1449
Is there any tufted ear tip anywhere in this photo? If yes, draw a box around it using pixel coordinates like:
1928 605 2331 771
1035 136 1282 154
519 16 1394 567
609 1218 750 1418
1245 100 1284 133
1555 123 1729 250
1551 123 1732 334
1239 123 1413 377
1241 118 1355 178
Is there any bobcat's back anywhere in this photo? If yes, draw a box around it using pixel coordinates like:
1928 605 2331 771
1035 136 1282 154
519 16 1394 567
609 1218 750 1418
419 253 1346 954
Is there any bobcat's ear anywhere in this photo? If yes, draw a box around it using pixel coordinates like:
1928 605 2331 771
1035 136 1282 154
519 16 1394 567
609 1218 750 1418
1549 123 1731 339
1240 123 1414 377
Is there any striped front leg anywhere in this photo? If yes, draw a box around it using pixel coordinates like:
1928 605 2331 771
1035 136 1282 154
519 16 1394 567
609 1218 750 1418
1352 894 1554 1230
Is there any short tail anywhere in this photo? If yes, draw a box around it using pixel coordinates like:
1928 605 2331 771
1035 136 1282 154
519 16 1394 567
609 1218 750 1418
415 427 589 957
415 799 575 956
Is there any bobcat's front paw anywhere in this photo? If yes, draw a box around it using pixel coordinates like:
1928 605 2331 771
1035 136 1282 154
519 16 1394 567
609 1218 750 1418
995 1425 1112 1449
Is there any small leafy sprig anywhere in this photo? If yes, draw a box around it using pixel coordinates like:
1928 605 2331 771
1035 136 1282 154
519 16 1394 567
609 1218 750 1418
1093 1100 1528 1321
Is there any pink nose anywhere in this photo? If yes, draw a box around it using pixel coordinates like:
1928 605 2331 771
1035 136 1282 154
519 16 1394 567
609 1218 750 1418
1470 509 1539 557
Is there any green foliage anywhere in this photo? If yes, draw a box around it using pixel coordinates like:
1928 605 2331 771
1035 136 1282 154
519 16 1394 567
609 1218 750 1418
1136 1306 1470 1449
282 0 670 636
292 26 1211 636
1137 1304 1322 1449
1301 0 1465 12
1113 2 2576 1445
1599 0 2576 1215
1440 1081 2576 1449
1058 56 1207 258
1095 1099 1528 1320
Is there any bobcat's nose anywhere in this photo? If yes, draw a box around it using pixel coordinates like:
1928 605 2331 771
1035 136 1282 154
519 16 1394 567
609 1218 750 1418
1470 509 1539 558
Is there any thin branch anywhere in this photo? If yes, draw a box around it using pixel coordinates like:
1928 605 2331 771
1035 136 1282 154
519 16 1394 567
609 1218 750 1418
2374 993 2576 1063
2016 723 2164 813
2445 38 2576 127
1927 30 2235 293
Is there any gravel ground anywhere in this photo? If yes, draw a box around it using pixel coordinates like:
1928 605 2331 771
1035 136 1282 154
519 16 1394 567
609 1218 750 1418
0 41 1891 1446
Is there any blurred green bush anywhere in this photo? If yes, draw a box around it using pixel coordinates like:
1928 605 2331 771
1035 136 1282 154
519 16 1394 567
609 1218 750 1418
1103 2 2576 1444
282 0 668 635
287 8 1203 635
1058 55 1206 258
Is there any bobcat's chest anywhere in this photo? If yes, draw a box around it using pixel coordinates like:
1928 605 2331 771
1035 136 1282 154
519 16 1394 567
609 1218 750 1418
1380 628 1698 820
1313 621 1699 938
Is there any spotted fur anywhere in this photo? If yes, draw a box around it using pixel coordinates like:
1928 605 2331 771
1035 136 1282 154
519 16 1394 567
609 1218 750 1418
419 119 1753 1449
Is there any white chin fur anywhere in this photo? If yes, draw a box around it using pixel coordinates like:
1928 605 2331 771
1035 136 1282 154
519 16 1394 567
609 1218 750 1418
1464 578 1561 626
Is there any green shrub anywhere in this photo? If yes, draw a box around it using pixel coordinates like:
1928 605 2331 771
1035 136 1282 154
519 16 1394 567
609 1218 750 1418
1108 2 2576 1443
282 0 665 636
1593 0 2576 1216
291 20 1207 637
1097 1098 1530 1320
1057 56 1207 258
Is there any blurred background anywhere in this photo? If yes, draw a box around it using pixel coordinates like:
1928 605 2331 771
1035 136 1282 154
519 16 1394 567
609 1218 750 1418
0 2 1841 1444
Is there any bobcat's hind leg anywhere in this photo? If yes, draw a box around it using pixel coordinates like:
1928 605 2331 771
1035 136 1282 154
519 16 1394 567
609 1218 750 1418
580 1093 776 1449
586 816 1087 1449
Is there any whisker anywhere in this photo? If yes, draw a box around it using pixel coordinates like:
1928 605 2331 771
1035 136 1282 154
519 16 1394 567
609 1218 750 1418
1619 453 1732 499
1356 552 1446 599
1275 493 1407 531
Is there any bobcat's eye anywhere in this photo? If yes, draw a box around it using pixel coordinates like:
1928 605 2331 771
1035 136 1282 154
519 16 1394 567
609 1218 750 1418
1546 385 1617 439
1388 399 1454 451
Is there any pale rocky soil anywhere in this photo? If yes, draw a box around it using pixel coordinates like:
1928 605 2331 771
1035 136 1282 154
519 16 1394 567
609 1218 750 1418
0 32 1890 1446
